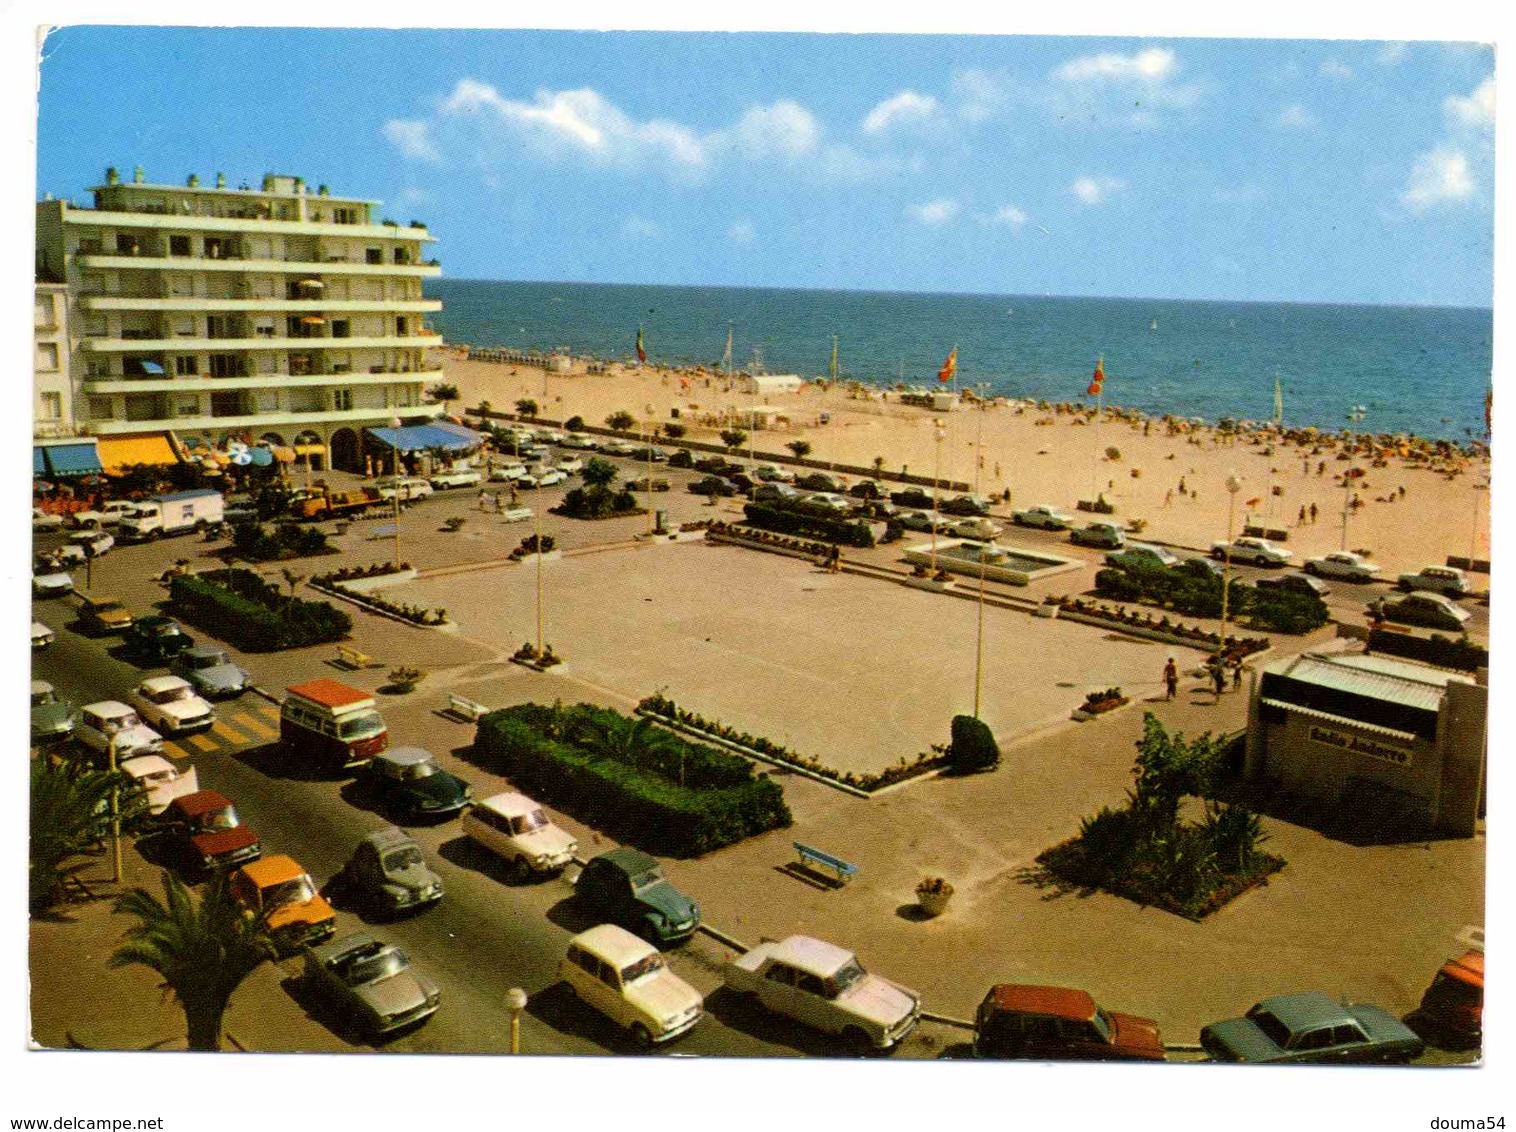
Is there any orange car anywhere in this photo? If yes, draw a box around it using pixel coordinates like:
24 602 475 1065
1415 950 1483 1047
231 854 337 954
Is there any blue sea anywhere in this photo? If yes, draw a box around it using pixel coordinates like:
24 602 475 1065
427 279 1493 441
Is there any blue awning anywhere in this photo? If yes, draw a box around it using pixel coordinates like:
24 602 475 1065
33 447 47 476
41 440 104 478
366 422 484 453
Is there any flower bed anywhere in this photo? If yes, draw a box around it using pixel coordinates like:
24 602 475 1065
637 692 946 795
310 562 449 627
1059 599 1269 659
706 522 833 561
1073 687 1130 720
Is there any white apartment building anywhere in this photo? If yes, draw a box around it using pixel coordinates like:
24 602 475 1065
35 167 446 473
34 282 73 438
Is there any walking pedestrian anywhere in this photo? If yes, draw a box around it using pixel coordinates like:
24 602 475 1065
1298 505 1307 524
1309 502 1318 523
509 483 519 505
493 492 503 514
1231 659 1244 693
1179 476 1187 495
477 489 489 511
1318 460 1326 476
1211 660 1226 700
1163 490 1174 508
1163 657 1179 701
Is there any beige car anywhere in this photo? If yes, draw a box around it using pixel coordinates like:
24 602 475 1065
460 792 577 880
559 924 703 1046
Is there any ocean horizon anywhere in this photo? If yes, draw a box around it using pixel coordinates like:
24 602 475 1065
427 278 1493 441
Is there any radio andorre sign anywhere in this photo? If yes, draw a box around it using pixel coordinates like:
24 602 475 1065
1307 725 1413 768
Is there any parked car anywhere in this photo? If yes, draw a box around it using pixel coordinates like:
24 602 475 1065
500 506 534 523
527 468 568 488
1173 555 1224 578
171 645 252 699
32 621 55 649
357 747 472 821
1372 591 1472 631
67 529 115 557
231 854 338 954
489 462 530 482
32 507 64 532
1211 536 1291 566
891 487 936 509
75 701 164 760
1303 551 1381 582
76 593 134 636
1256 573 1331 598
1070 521 1125 549
30 681 77 745
159 789 262 875
1105 543 1180 572
948 516 1003 540
942 494 994 517
531 427 565 444
461 792 578 880
1200 991 1425 1064
689 475 737 497
374 476 434 502
129 676 216 737
125 615 196 663
755 463 795 483
32 568 74 599
973 984 1165 1062
797 472 844 493
428 467 483 489
329 826 444 918
1411 950 1483 1048
302 934 441 1039
801 492 853 515
121 755 200 817
559 924 704 1046
630 445 668 463
1397 565 1472 597
898 509 944 533
1013 505 1074 530
848 479 885 500
554 455 586 475
575 848 701 946
752 483 800 504
559 432 598 449
625 476 670 493
693 455 733 475
724 935 921 1053
600 439 643 457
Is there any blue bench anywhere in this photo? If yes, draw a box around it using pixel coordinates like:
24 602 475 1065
793 841 858 886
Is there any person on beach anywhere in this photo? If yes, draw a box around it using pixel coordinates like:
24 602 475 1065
1299 505 1307 524
1309 502 1318 523
1164 490 1173 508
1163 658 1179 700
1178 476 1187 495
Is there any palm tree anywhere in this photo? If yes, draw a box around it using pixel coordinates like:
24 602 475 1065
872 455 886 477
720 428 748 453
30 757 130 914
515 398 539 418
581 457 619 490
279 567 306 603
427 382 460 414
787 440 812 460
111 872 275 1051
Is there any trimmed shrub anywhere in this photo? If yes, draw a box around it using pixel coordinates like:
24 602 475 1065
668 449 695 469
231 520 333 562
741 502 874 548
474 703 791 857
169 568 351 651
1247 588 1329 634
564 415 585 432
1367 628 1487 672
947 714 1000 773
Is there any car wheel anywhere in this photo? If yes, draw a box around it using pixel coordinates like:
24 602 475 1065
509 856 533 883
843 1026 876 1056
629 1023 654 1049
1212 548 1225 560
149 529 162 540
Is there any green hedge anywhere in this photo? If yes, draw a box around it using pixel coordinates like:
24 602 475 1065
1368 628 1487 672
474 703 791 857
170 568 351 651
742 502 875 548
1096 564 1328 634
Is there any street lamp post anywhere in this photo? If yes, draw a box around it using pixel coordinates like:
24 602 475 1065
973 545 987 719
534 475 545 658
930 420 946 573
1220 472 1243 661
387 417 403 568
1339 465 1355 551
972 383 989 497
506 987 529 1054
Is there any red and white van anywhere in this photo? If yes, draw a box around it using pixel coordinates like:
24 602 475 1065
281 679 388 771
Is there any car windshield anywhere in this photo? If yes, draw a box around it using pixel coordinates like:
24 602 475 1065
338 711 384 739
1244 1006 1293 1048
33 689 56 707
152 623 182 637
339 945 408 986
192 652 228 669
102 712 142 733
830 958 867 996
143 768 177 786
397 759 439 781
510 809 548 835
620 953 666 985
382 845 425 872
1092 1007 1115 1042
193 805 241 832
630 867 666 891
262 874 316 910
148 686 191 704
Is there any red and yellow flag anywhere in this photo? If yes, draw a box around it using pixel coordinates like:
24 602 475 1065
937 347 957 384
1086 356 1105 397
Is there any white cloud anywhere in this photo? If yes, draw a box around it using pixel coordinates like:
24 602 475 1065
981 204 1027 228
620 216 661 240
1401 148 1475 208
1276 104 1317 129
951 68 1012 121
727 220 756 245
907 199 960 226
862 90 941 133
1445 77 1495 129
1071 176 1125 205
1056 46 1177 83
382 119 440 163
729 100 820 158
1319 59 1354 80
399 187 429 205
1377 42 1409 65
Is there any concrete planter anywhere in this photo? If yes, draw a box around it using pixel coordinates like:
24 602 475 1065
904 575 956 593
1071 696 1130 722
917 889 953 918
1033 603 1060 619
336 567 417 594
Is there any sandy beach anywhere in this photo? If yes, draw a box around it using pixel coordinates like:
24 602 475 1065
440 348 1490 580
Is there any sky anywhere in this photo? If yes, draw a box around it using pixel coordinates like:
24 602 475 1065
31 26 1496 307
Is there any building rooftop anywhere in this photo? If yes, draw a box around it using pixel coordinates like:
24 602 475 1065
1262 651 1471 713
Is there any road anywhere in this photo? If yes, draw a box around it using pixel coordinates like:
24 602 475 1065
31 585 953 1059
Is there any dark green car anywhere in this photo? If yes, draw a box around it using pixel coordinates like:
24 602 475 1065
576 848 700 946
127 615 196 663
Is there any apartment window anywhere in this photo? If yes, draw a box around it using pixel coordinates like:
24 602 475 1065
396 317 409 336
288 388 322 413
365 248 383 265
332 389 353 411
255 321 276 338
289 354 313 377
169 235 191 257
175 355 197 376
331 320 350 339
177 396 201 417
393 248 410 265
207 316 237 340
88 397 115 420
125 393 166 422
115 233 141 255
76 237 103 255
204 237 229 259
39 392 62 420
334 207 357 224
35 342 59 371
166 274 193 297
257 390 280 412
34 295 56 328
209 354 242 378
210 391 244 417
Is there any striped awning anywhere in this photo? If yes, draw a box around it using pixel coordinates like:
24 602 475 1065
293 442 326 456
98 433 180 475
40 440 103 478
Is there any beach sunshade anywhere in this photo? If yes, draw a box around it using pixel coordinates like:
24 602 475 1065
248 447 274 467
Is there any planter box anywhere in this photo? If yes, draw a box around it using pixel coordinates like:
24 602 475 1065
1072 696 1129 721
1033 604 1059 619
903 575 956 593
917 890 953 918
335 567 417 594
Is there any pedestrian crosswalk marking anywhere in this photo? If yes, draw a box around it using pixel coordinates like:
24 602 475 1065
219 711 277 744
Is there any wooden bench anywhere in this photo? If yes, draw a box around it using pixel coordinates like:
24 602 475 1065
793 841 858 886
445 693 490 723
335 645 378 670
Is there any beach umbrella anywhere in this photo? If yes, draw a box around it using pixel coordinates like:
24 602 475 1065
231 450 253 466
33 480 55 493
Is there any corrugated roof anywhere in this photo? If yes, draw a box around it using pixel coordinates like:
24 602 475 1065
1262 652 1457 713
1259 699 1421 743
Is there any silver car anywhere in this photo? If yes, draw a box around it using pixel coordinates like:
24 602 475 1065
302 934 441 1038
171 645 252 699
